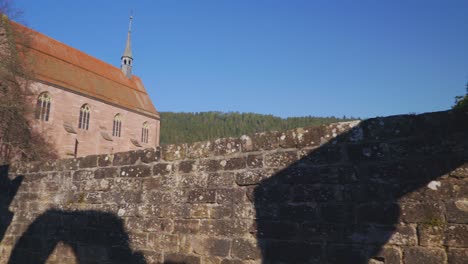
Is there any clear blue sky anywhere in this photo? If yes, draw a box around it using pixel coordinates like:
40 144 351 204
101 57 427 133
13 0 468 118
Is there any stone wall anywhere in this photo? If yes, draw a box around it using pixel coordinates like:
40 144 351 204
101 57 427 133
0 110 467 264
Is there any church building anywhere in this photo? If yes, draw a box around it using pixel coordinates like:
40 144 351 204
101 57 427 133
13 18 160 158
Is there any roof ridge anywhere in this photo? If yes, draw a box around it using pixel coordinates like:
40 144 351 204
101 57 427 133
11 21 145 93
23 43 149 96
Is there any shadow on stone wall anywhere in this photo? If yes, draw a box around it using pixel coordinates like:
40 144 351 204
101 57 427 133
0 166 23 244
1 167 146 264
1 166 190 264
254 111 468 263
7 209 146 264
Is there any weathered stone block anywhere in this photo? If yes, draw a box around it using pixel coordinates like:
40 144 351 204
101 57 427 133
164 254 201 264
264 151 298 168
448 248 468 264
72 170 94 182
231 238 261 260
101 190 142 204
200 219 250 236
264 240 323 263
297 125 333 148
400 202 445 223
182 204 211 219
247 154 263 168
201 256 222 264
303 145 344 165
233 203 255 219
356 203 400 224
94 167 119 179
180 173 207 188
387 224 418 246
141 250 162 264
149 234 179 253
144 218 174 233
300 222 344 243
216 189 245 205
191 237 231 257
142 191 172 204
403 247 446 264
120 165 151 178
161 144 187 161
128 232 148 249
275 204 320 221
320 202 353 224
173 219 200 234
137 203 183 218
186 141 214 159
138 148 160 163
199 159 224 172
207 172 235 188
213 138 241 156
446 199 468 223
187 189 216 204
292 184 343 202
153 163 174 176
97 154 113 167
326 244 368 264
371 246 402 264
246 131 280 152
235 169 274 186
418 224 444 247
255 220 298 240
444 224 468 247
37 160 58 172
224 157 247 171
210 204 233 219
220 260 244 264
179 160 197 173
345 224 417 246
79 155 99 168
113 150 141 166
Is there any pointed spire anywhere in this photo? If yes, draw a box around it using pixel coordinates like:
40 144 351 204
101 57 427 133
123 16 133 58
121 15 134 78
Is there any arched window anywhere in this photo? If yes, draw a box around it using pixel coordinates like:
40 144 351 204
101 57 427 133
78 104 90 130
141 122 149 143
35 93 51 121
113 114 122 137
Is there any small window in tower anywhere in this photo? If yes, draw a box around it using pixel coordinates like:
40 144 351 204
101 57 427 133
112 114 122 137
124 59 127 65
35 92 51 122
78 104 90 130
141 122 149 143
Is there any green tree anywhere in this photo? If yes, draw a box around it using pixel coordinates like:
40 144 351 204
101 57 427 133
159 111 357 145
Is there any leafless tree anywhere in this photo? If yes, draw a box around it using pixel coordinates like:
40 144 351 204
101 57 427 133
0 1 57 164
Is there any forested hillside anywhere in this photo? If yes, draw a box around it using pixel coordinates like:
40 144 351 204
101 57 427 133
160 112 357 144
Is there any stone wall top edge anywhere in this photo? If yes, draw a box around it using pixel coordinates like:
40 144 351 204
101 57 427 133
8 109 463 172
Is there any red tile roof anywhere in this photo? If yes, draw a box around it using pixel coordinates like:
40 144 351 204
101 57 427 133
12 21 159 119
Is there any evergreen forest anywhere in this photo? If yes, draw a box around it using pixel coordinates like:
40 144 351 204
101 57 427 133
160 112 357 145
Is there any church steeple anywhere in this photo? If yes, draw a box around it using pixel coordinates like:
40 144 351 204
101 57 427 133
121 16 133 78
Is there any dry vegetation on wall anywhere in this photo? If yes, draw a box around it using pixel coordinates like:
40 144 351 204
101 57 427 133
0 7 57 164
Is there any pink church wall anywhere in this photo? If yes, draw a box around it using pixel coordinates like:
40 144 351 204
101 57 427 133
30 81 160 158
